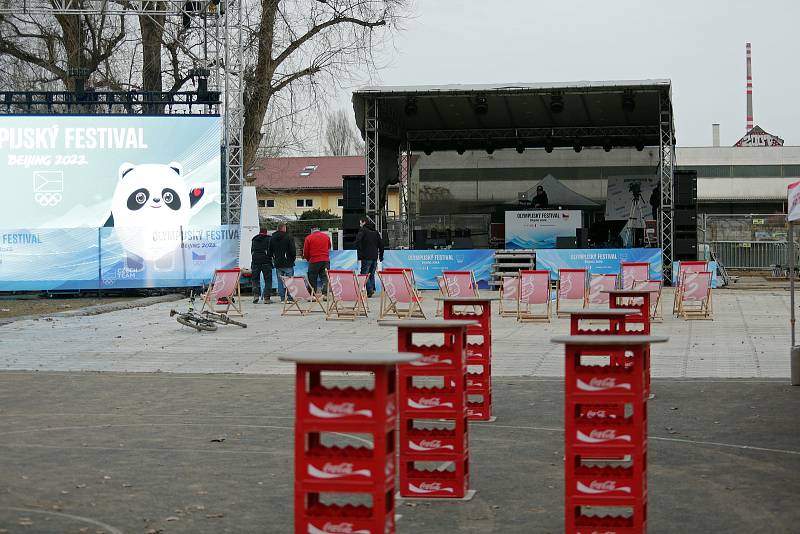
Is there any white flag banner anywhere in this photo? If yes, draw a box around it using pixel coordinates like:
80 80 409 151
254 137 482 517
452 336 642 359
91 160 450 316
788 181 800 222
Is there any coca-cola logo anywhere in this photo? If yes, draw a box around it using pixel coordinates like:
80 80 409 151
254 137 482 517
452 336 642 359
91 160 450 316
420 482 441 491
412 354 452 366
576 429 632 443
323 462 354 475
322 522 355 533
590 480 618 491
586 410 607 418
325 402 355 414
420 439 442 448
577 377 631 392
591 430 616 440
308 402 373 419
419 397 441 406
577 480 632 495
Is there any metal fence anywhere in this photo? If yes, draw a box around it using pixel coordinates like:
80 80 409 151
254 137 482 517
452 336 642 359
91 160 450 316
699 213 796 270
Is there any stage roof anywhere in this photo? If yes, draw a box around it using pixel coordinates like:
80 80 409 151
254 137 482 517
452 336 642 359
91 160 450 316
353 80 673 152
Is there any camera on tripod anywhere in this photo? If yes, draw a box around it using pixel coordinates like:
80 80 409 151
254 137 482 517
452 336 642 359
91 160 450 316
628 182 643 202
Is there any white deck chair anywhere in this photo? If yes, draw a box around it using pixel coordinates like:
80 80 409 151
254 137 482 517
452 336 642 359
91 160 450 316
679 271 713 320
499 275 520 317
326 270 368 321
200 268 243 317
517 270 551 322
378 269 426 319
588 274 618 308
281 276 326 316
556 268 588 317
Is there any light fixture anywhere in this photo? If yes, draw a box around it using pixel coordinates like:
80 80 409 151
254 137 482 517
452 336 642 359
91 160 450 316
456 142 466 155
404 96 418 116
515 139 525 154
635 140 645 151
544 136 554 153
474 94 488 115
622 90 635 113
550 93 564 114
573 139 582 153
486 139 495 154
603 138 612 152
423 142 433 156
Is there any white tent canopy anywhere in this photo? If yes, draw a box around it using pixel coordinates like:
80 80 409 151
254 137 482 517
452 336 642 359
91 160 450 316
512 174 600 208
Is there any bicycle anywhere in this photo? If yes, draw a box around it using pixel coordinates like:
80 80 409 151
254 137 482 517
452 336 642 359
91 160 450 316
170 290 248 332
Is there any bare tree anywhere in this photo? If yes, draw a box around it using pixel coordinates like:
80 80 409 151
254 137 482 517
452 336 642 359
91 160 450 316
323 107 363 155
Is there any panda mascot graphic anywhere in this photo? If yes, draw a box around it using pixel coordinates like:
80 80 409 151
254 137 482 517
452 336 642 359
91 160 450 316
104 162 204 271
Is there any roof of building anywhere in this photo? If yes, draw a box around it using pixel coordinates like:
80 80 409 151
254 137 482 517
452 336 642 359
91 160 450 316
698 177 794 201
252 156 363 191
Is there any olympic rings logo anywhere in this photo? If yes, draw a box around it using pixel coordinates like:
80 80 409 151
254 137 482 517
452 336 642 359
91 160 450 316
34 192 62 207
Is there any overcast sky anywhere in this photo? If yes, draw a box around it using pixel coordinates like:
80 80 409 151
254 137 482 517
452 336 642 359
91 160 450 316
333 0 800 147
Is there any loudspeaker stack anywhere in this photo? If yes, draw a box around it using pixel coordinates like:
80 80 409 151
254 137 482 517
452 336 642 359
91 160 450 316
673 170 698 261
342 175 366 250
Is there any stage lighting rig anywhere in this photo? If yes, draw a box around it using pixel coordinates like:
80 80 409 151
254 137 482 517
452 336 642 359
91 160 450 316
635 139 645 151
544 136 554 153
573 139 582 153
404 96 418 116
515 140 525 154
485 139 495 154
603 137 613 152
622 90 636 112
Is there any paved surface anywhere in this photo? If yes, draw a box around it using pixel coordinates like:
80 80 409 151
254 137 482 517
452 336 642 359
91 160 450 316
0 289 792 378
0 372 797 533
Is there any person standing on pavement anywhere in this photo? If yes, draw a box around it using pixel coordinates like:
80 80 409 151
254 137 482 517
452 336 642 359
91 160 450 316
356 217 384 298
303 226 331 297
269 223 296 302
250 226 273 304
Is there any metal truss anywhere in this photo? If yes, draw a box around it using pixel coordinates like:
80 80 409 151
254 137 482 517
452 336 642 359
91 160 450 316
0 0 244 226
658 94 675 283
406 125 658 143
395 141 411 247
364 97 381 233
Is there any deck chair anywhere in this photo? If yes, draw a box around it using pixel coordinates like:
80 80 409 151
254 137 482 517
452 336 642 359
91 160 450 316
435 275 447 317
673 261 709 315
678 271 713 320
633 279 663 321
620 262 650 289
556 268 588 317
379 268 419 317
200 268 243 316
499 275 520 317
443 271 480 297
281 276 326 316
356 274 370 312
326 270 368 321
517 270 551 322
378 269 426 319
588 274 618 308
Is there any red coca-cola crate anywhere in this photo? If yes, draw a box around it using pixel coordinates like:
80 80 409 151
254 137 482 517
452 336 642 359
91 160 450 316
466 369 490 391
298 497 395 534
398 456 470 498
300 444 395 490
401 418 468 456
570 365 644 401
466 341 489 362
571 508 646 534
404 385 460 415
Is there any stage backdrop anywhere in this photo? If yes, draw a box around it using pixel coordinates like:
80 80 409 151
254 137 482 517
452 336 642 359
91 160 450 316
535 248 663 280
0 225 238 291
605 175 658 221
505 210 581 249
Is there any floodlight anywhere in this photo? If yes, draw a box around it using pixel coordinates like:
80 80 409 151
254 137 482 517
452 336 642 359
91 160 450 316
550 93 564 114
404 96 418 116
474 94 488 115
573 139 582 153
622 90 636 113
603 138 612 152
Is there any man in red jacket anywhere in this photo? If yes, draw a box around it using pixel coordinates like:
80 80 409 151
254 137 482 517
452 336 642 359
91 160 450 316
303 227 331 297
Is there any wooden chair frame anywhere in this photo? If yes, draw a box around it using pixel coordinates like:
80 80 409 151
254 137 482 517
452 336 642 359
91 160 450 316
378 270 426 320
673 261 709 315
556 268 588 317
678 271 714 320
280 276 327 316
499 274 520 317
200 268 243 317
325 270 368 321
517 270 551 322
633 279 664 321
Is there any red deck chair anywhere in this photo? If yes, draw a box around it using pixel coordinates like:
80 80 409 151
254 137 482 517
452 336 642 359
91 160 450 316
378 269 426 319
356 273 370 312
620 262 650 289
678 271 713 320
326 270 368 321
435 275 447 317
589 273 618 307
633 279 663 321
556 268 588 317
379 268 419 317
518 270 551 322
673 261 709 315
281 276 326 316
443 271 480 297
200 268 243 316
499 275 520 317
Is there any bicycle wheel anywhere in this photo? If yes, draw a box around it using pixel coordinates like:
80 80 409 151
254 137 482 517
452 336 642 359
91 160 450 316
176 315 217 332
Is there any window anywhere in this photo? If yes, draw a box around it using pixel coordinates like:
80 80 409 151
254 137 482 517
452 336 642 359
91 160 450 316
297 198 313 207
337 197 344 208
296 199 304 207
257 199 266 208
305 199 313 207
266 199 275 208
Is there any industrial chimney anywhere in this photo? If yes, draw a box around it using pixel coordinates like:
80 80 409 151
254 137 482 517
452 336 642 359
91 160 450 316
746 42 753 133
712 123 720 147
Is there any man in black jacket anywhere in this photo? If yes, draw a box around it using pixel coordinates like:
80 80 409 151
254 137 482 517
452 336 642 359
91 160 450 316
269 223 297 302
355 217 384 298
250 226 272 304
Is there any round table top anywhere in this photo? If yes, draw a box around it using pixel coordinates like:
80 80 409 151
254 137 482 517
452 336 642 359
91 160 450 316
434 296 501 302
378 319 479 328
551 335 668 345
563 309 638 316
278 351 422 365
602 289 652 294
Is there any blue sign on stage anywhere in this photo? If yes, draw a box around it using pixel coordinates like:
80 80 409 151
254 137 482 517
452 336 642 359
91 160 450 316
671 261 719 289
535 248 663 280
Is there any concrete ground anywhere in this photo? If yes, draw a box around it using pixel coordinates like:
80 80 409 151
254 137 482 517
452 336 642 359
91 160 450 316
0 372 797 533
0 288 792 378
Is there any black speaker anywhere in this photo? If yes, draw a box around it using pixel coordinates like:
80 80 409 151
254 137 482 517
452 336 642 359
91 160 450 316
674 208 697 230
576 228 589 248
674 170 697 207
557 236 577 249
342 212 362 231
674 237 697 255
342 175 366 210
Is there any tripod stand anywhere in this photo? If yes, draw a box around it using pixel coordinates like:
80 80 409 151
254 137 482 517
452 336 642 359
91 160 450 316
625 192 647 247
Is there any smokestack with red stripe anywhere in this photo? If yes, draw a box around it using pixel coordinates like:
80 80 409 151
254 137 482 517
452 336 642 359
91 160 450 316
746 42 753 132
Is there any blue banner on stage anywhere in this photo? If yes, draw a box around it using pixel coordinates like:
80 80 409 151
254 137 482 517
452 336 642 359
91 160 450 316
382 250 494 289
535 248 663 280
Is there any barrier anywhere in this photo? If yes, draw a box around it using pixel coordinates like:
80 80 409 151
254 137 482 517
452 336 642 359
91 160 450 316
379 319 477 499
278 351 421 534
552 334 668 534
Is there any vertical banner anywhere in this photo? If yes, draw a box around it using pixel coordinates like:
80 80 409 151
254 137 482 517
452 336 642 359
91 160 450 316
788 180 800 222
505 210 581 249
536 248 663 280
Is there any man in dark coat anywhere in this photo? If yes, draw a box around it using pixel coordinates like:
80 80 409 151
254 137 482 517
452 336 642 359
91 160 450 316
532 185 549 208
649 183 661 221
250 226 272 303
356 217 384 297
269 223 296 302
